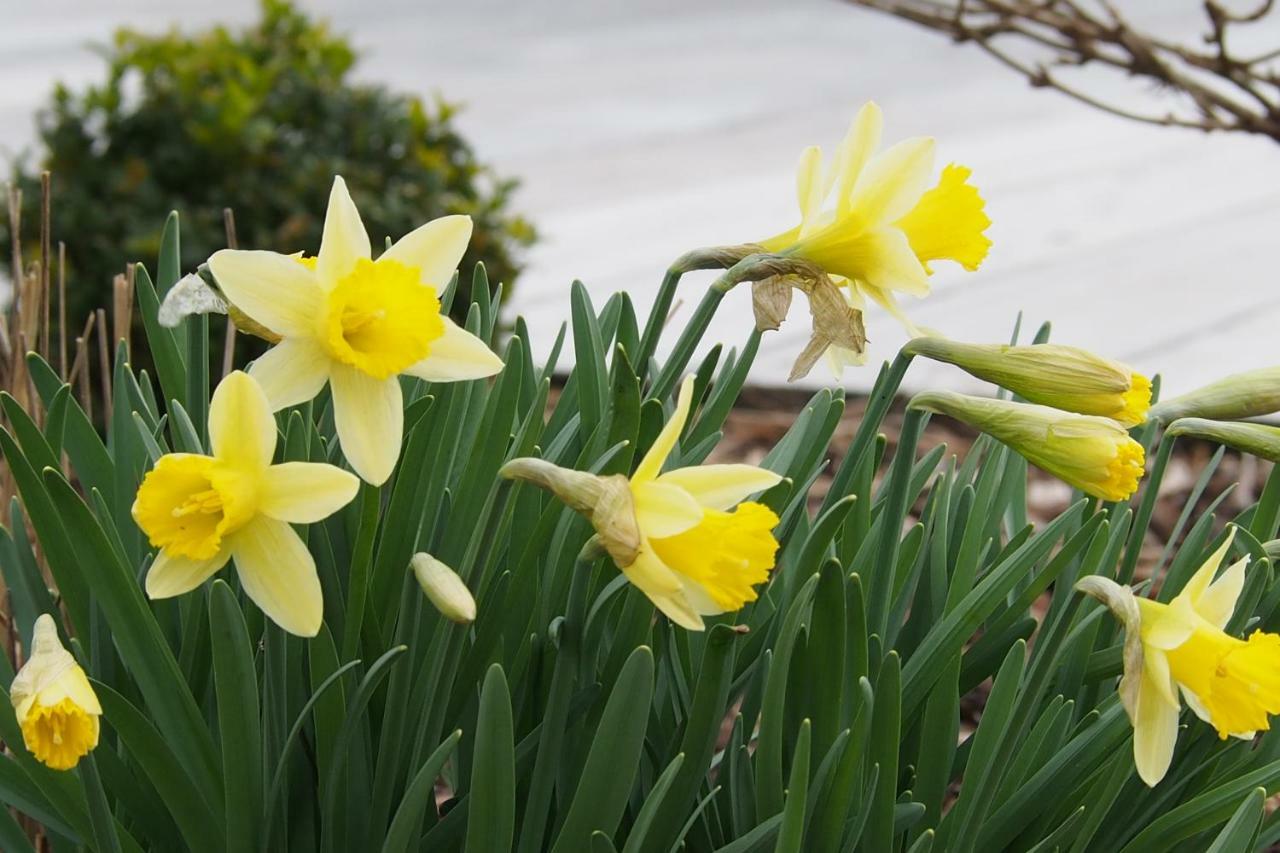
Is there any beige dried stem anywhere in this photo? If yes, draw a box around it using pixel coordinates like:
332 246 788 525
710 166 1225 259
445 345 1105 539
847 0 1280 142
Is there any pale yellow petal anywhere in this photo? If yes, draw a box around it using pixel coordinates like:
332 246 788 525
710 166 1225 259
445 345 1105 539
1133 666 1180 787
632 481 704 538
656 465 782 511
852 228 931 296
208 371 276 471
1138 595 1197 650
795 145 825 237
229 516 323 637
380 215 474 288
145 548 231 599
1179 529 1235 604
403 317 504 382
258 462 360 524
862 283 926 337
679 578 726 616
849 136 936 226
622 546 684 598
1196 555 1248 630
330 365 404 486
316 176 372 288
651 592 704 630
1179 684 1214 726
208 249 322 337
248 337 332 411
835 101 884 216
633 375 696 483
1143 647 1179 708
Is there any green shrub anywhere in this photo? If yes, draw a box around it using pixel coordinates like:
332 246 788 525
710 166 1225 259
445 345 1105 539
5 0 534 326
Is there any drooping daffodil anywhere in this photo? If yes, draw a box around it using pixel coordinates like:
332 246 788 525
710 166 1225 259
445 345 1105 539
10 615 101 770
208 176 504 485
501 376 783 630
910 390 1144 502
1077 528 1280 785
133 371 359 636
758 101 991 372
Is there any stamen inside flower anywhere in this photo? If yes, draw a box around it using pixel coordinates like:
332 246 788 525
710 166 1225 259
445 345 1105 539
321 257 444 379
1167 624 1280 738
21 698 99 771
649 502 780 611
133 455 254 559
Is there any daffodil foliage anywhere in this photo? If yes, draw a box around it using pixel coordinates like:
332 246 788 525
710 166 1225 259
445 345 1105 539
4 213 1280 853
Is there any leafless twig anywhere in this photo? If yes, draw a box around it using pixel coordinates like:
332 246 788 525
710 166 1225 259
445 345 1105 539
848 0 1280 142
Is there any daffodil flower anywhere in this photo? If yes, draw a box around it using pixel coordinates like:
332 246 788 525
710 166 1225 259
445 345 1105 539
208 176 504 485
10 614 101 770
910 390 1144 501
132 371 359 636
1077 528 1280 785
758 102 991 372
501 376 783 629
905 338 1152 427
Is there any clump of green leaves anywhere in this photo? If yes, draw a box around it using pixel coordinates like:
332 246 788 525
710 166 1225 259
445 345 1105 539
5 0 533 324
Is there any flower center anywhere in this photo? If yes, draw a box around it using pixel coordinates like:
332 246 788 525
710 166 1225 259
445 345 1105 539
21 698 99 771
321 257 444 379
133 455 254 560
649 501 780 612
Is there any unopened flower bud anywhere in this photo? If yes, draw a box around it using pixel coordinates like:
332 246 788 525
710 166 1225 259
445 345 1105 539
905 338 1151 427
410 554 476 624
1150 367 1280 424
1166 418 1280 462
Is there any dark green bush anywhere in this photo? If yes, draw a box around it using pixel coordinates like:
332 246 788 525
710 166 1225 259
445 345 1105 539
6 0 534 326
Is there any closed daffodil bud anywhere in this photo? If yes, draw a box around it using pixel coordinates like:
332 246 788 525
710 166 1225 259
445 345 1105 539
1150 366 1280 424
904 338 1151 427
10 615 102 771
411 554 477 624
1077 529 1280 786
1166 418 1280 462
501 376 783 630
910 390 1144 501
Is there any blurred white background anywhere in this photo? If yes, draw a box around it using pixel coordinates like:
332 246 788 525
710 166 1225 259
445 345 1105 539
3 0 1279 397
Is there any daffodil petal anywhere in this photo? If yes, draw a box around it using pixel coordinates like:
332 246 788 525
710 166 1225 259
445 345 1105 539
208 371 276 471
208 249 321 337
1144 647 1179 708
229 516 323 637
632 481 704 538
403 317 504 382
852 228 931 297
259 462 360 524
795 145 825 237
1196 555 1248 630
849 136 936 226
623 546 684 598
651 592 704 630
835 101 883 216
1133 666 1180 786
381 215 474 288
1179 529 1235 604
863 283 926 337
634 375 696 483
248 337 332 411
1179 685 1214 726
145 548 231 599
680 578 728 616
330 365 403 486
317 176 372 288
656 465 782 511
1138 595 1197 650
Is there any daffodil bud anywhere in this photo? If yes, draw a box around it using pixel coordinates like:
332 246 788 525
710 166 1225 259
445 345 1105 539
411 554 476 624
904 338 1151 427
499 457 642 567
1166 418 1280 462
910 390 1144 501
1150 367 1280 423
10 615 102 770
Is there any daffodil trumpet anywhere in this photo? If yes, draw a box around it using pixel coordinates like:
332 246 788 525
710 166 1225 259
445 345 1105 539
132 371 360 636
904 338 1152 427
501 376 783 630
1166 418 1280 463
207 175 505 485
10 615 102 770
757 101 992 375
910 390 1144 502
1076 528 1280 786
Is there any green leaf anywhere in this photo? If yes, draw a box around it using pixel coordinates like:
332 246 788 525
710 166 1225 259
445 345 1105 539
208 581 263 850
773 719 810 853
78 755 123 853
382 730 463 853
1205 787 1266 853
467 664 516 853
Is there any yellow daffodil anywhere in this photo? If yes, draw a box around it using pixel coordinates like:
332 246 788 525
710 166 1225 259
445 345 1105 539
132 371 359 636
910 390 1144 501
207 176 504 485
1077 529 1280 785
501 376 783 630
905 338 1152 427
10 615 101 770
758 101 991 371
